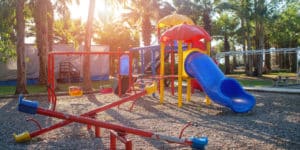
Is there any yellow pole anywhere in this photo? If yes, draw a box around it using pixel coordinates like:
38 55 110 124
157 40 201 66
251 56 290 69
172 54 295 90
188 43 192 49
159 43 165 104
178 41 183 107
206 41 211 56
205 41 212 105
186 43 192 102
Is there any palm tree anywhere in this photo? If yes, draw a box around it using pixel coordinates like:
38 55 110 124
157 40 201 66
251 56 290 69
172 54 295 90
216 0 254 75
213 13 239 74
82 0 95 91
30 0 77 85
94 13 139 75
254 0 266 76
32 0 49 84
47 0 53 52
0 0 17 63
15 0 28 94
193 0 220 34
123 0 159 46
121 0 160 69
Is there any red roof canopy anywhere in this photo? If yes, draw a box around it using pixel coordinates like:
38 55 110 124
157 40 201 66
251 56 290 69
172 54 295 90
160 24 211 43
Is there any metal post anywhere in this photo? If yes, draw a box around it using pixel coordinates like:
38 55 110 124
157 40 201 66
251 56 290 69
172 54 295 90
159 43 165 104
110 131 117 150
151 49 156 76
95 126 101 138
141 49 144 74
178 41 183 107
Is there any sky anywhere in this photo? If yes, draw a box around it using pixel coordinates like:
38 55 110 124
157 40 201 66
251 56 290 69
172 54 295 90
69 1 109 20
67 0 174 45
68 0 174 21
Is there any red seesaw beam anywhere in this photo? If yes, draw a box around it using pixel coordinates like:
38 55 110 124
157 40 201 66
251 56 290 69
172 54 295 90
30 91 147 138
36 107 199 146
15 94 208 149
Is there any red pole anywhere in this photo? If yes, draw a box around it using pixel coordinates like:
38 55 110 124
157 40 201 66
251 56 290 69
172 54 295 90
48 51 129 55
118 47 122 96
50 54 56 110
95 126 101 137
171 45 175 95
47 54 52 102
128 51 133 93
51 54 55 89
36 107 154 138
110 131 117 150
110 130 132 150
126 140 132 150
47 54 56 110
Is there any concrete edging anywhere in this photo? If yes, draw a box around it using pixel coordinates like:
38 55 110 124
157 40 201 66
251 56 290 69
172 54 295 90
244 87 300 94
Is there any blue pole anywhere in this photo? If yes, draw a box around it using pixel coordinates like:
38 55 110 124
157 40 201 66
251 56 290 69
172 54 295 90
151 49 156 76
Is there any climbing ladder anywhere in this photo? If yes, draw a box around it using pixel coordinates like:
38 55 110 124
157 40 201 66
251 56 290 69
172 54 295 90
58 61 81 83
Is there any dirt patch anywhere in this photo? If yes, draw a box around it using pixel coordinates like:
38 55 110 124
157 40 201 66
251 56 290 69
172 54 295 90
0 91 299 149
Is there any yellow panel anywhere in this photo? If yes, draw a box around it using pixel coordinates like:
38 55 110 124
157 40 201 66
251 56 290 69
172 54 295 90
182 48 207 78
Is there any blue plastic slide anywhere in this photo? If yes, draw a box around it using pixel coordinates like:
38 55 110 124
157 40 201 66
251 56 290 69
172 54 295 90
184 52 255 113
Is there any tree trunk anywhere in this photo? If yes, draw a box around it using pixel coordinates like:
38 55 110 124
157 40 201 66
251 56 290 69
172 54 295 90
290 52 297 72
254 0 264 76
141 14 152 73
264 38 271 73
203 9 212 34
241 18 247 71
284 52 290 70
83 0 95 91
224 34 230 74
233 55 237 69
279 52 284 68
244 0 253 76
47 0 53 52
246 24 253 76
15 0 28 94
34 0 49 84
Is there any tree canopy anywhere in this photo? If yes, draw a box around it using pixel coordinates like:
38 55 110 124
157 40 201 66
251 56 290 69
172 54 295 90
0 0 299 84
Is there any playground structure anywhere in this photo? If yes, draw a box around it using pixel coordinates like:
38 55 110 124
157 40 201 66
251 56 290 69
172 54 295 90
128 14 255 113
14 40 208 149
13 13 256 149
157 23 255 113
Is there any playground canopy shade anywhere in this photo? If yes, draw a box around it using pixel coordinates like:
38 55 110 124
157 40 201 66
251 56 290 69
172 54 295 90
159 24 211 43
157 13 195 28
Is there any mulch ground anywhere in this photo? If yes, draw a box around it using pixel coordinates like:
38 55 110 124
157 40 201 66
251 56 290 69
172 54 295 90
0 90 299 150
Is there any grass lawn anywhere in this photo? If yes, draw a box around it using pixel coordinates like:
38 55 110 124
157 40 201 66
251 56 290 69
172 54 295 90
0 73 298 96
229 72 298 87
0 80 114 96
228 74 274 87
0 85 47 96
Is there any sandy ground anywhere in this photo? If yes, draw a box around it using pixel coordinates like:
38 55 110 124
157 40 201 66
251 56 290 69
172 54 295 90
0 90 299 150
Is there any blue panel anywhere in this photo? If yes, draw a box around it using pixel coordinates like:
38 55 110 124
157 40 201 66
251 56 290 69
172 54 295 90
120 55 129 76
0 79 38 86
